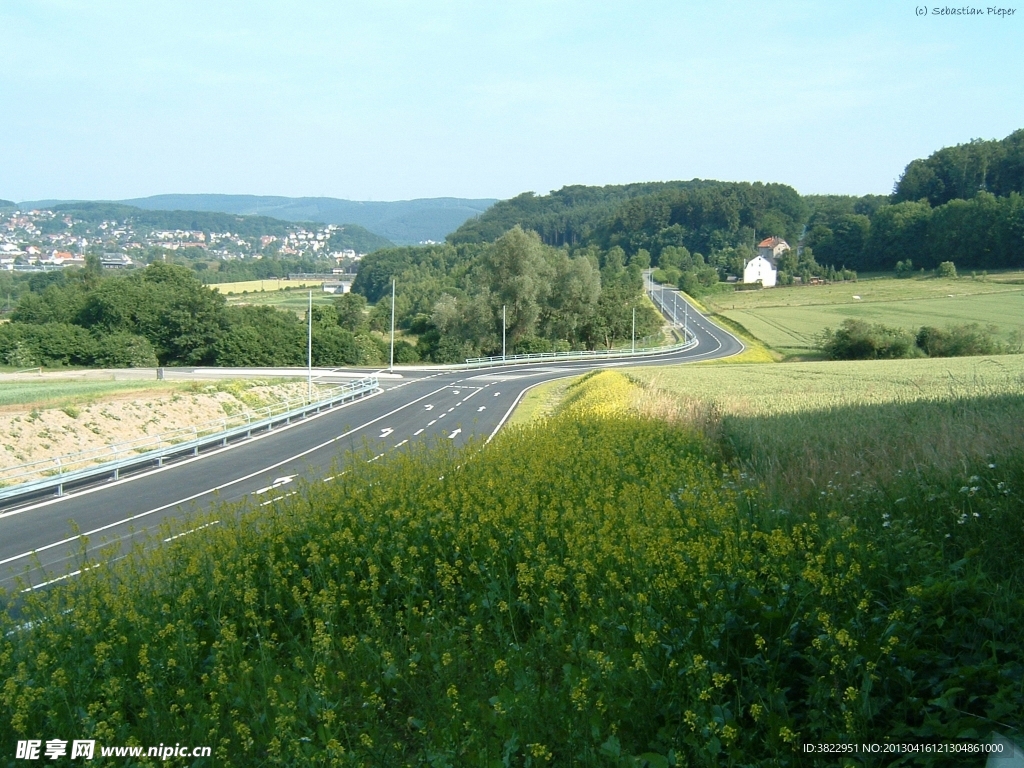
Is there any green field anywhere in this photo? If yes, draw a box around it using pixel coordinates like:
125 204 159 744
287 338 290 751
224 285 339 315
210 278 326 295
702 273 1024 356
0 379 185 409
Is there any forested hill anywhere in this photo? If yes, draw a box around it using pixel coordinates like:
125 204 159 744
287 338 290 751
48 202 394 252
893 128 1024 206
117 194 497 245
448 180 808 257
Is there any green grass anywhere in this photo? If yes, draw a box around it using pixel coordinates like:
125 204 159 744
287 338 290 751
703 273 1024 356
0 379 187 409
225 286 339 316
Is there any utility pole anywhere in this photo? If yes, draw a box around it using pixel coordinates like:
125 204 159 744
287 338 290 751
502 305 506 362
307 290 313 402
389 279 396 372
632 306 636 354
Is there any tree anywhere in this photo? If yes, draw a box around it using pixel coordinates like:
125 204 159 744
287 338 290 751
936 261 957 278
484 226 551 345
334 292 368 333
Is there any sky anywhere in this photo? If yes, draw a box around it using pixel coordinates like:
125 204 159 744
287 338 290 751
2 1 1022 203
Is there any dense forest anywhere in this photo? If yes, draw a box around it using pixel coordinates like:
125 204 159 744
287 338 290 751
445 129 1024 277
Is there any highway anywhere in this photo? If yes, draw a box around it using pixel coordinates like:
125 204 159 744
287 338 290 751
0 287 742 594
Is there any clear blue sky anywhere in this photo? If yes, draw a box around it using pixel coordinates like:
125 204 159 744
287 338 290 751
2 1 1021 202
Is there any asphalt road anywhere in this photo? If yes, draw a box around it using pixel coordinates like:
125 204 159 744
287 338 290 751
0 288 742 594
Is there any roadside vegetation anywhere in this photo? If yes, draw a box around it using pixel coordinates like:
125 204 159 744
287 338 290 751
3 362 1022 765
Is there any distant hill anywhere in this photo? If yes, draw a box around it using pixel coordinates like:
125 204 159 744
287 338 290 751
115 194 497 245
15 201 394 252
0 199 16 210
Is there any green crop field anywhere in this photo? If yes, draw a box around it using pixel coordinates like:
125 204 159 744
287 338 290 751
702 273 1024 356
224 285 339 315
0 379 185 409
210 278 326 295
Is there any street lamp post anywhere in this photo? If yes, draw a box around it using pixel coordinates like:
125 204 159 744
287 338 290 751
631 306 636 354
307 290 312 402
502 304 506 362
389 279 396 373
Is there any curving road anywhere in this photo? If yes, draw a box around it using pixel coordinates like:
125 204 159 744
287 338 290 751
0 287 742 594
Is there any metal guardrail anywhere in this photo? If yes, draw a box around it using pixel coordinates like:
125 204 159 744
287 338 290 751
0 376 380 505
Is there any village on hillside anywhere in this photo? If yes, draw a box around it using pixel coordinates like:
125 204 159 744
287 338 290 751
0 208 365 273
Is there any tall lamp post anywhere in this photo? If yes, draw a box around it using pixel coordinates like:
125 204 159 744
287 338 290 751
389 279 396 373
502 304 506 362
631 305 636 354
307 290 313 402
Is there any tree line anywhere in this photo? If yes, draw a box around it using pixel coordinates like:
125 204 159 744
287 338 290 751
0 263 402 369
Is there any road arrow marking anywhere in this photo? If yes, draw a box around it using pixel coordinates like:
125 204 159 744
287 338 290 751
494 392 501 396
424 404 434 410
380 427 394 438
477 406 486 412
448 428 462 439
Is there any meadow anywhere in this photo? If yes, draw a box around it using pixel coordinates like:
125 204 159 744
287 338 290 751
210 279 327 295
702 273 1024 357
0 379 185 410
1 364 1021 766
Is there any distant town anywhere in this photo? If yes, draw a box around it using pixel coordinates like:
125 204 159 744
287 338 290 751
0 207 366 273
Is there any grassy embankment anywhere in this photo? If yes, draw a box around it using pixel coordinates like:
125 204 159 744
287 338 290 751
1 360 1022 765
700 271 1024 359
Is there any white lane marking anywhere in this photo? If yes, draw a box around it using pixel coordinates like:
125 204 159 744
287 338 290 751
428 419 437 426
456 401 463 406
413 429 425 436
448 428 462 439
424 404 434 410
164 520 220 543
23 564 99 592
379 427 394 438
259 491 297 507
438 413 446 419
254 474 296 495
447 407 455 412
477 406 486 412
0 383 449 565
368 453 385 462
394 439 408 448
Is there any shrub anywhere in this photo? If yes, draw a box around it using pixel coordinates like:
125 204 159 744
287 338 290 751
916 323 1001 357
93 331 159 368
937 260 957 278
819 319 916 360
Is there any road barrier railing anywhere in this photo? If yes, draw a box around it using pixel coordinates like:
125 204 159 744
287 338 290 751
0 376 380 506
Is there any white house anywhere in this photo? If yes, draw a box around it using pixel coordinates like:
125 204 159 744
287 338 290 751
742 255 777 287
742 236 790 287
